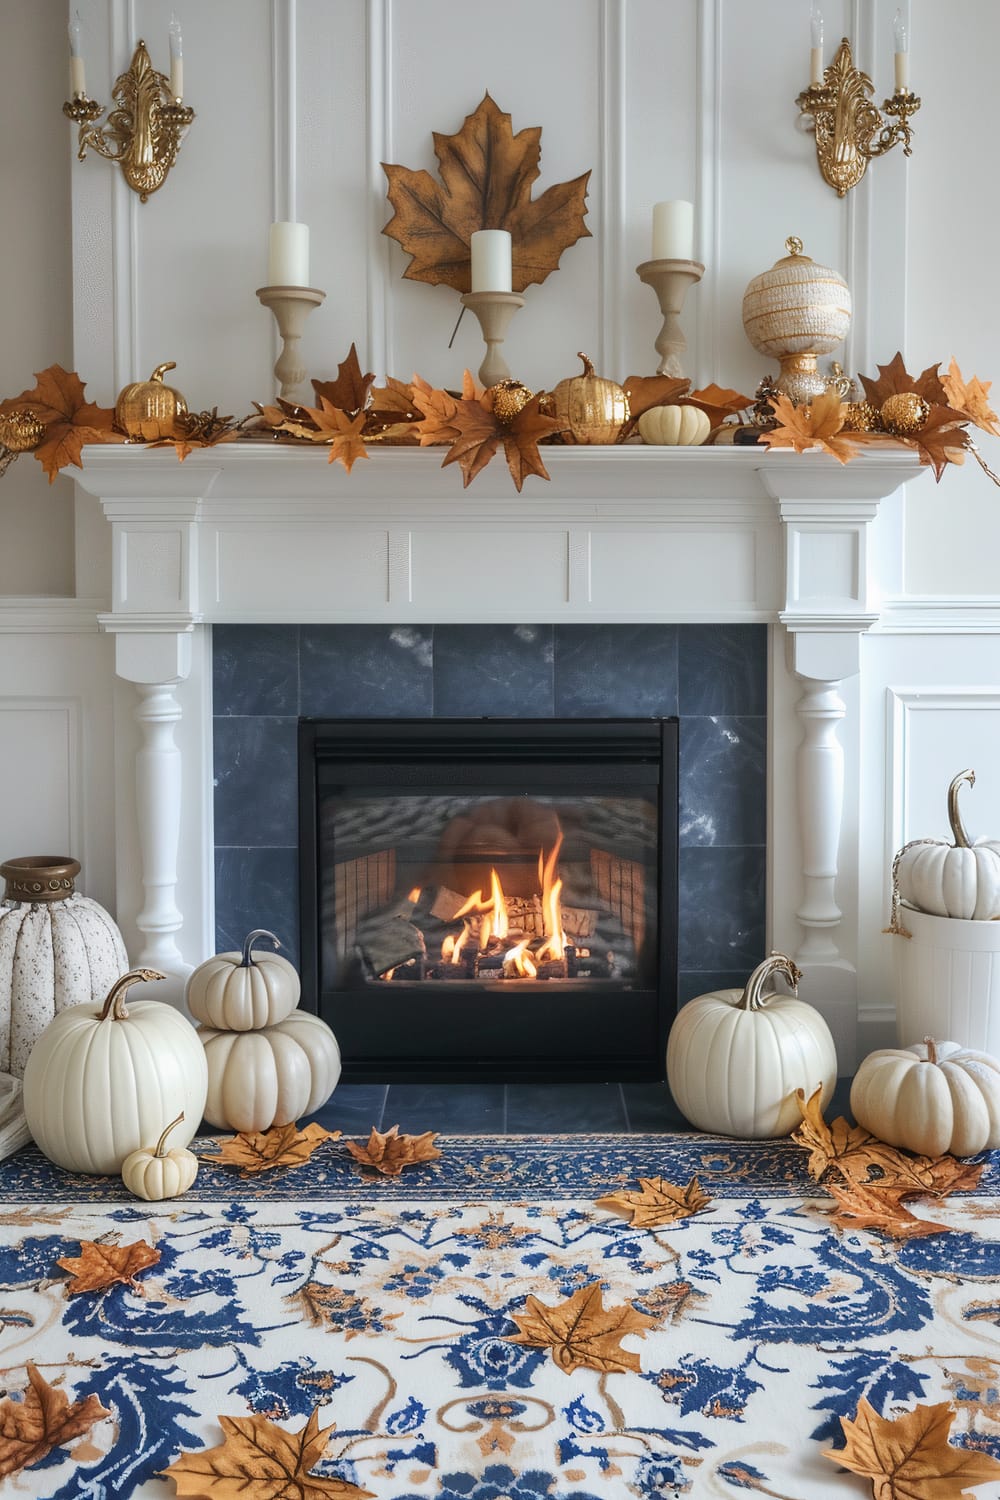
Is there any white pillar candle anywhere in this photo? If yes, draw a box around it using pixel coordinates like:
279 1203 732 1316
809 1 824 84
651 200 694 262
168 13 183 100
267 222 310 287
893 7 909 89
68 12 86 98
470 230 512 293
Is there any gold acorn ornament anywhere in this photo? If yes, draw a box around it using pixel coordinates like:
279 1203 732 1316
841 401 881 432
880 391 930 435
115 362 189 441
0 409 46 453
489 379 534 425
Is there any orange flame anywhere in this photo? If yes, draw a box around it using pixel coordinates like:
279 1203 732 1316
438 831 567 974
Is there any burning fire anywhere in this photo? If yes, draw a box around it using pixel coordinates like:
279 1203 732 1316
442 833 566 975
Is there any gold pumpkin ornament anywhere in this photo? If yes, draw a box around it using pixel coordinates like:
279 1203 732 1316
0 409 46 453
880 391 929 435
115 362 188 441
549 353 630 444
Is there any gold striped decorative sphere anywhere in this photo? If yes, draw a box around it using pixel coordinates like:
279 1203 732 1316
880 392 929 435
742 237 852 401
0 409 46 453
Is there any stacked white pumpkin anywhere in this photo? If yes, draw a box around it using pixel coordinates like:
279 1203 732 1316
188 930 341 1133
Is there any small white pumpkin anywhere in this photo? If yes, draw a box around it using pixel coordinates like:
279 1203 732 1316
121 1111 198 1201
850 1037 1000 1158
198 1009 341 1133
894 769 1000 921
186 929 300 1032
22 968 208 1175
637 403 711 447
666 953 838 1138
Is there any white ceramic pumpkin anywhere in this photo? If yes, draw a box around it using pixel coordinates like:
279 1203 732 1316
637 403 711 447
666 953 838 1138
22 968 208 1175
121 1111 199 1201
0 856 130 1077
198 1009 341 1132
850 1037 1000 1158
186 929 300 1032
895 769 1000 921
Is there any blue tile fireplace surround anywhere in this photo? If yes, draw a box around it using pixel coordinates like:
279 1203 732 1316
213 623 767 1054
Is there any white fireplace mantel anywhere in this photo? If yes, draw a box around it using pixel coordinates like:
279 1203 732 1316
74 442 925 1066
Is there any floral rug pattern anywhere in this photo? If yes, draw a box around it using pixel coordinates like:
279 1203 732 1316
3 1133 1000 1498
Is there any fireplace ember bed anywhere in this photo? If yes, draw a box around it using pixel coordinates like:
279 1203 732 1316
299 719 678 1082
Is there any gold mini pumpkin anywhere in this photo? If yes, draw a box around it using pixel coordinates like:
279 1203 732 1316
115 362 188 440
550 353 629 444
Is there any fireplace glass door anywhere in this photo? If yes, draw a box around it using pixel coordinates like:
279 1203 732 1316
299 720 677 1080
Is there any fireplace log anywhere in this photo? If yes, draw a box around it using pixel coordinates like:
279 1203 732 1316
356 915 426 979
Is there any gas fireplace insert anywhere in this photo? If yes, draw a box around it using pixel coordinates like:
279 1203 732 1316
299 719 678 1081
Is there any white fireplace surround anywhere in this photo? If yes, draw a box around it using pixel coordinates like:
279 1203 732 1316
73 441 926 1070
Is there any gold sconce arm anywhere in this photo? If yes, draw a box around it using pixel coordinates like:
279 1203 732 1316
63 40 194 202
796 37 920 197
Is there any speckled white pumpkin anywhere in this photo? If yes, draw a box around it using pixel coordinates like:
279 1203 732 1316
0 857 129 1078
198 1010 341 1133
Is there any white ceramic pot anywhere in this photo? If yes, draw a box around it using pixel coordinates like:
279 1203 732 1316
894 904 1000 1053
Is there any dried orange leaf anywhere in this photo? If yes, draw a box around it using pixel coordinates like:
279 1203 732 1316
412 376 465 447
859 352 947 409
269 396 369 473
382 93 590 293
56 1238 160 1296
161 1405 375 1498
345 1124 442 1177
825 1178 949 1240
312 344 375 417
941 356 1000 438
0 1364 111 1480
596 1175 711 1228
825 1397 1000 1496
759 390 859 463
0 364 125 482
621 374 690 424
911 405 970 481
684 383 754 426
508 1281 656 1375
209 1122 341 1176
502 394 565 490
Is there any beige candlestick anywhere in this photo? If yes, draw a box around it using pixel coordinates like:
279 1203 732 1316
256 285 326 403
460 290 525 387
635 258 705 378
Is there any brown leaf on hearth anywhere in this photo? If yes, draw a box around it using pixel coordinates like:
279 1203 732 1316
312 343 376 417
508 1281 656 1375
684 383 755 428
0 1364 111 1480
596 1175 711 1229
161 1405 376 1498
56 1238 160 1297
345 1124 442 1177
824 1397 1000 1496
621 374 691 427
825 1178 949 1239
942 356 1000 437
208 1122 341 1177
759 390 860 463
382 93 590 293
0 364 125 482
858 351 947 408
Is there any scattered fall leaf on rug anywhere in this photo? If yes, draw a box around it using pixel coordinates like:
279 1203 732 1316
858 351 947 408
941 356 1000 437
312 343 376 417
759 390 861 463
56 1238 160 1297
825 1177 949 1240
162 1405 375 1498
345 1124 442 1177
0 1363 111 1480
0 365 125 481
208 1122 341 1176
508 1281 657 1375
382 93 590 293
595 1175 711 1228
825 1397 1000 1497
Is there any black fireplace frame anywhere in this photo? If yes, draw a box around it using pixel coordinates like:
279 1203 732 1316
298 718 678 1082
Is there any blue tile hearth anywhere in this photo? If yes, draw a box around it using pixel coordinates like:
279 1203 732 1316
213 716 298 847
214 847 300 967
553 624 679 717
213 624 299 717
433 624 553 717
678 624 768 716
678 845 767 971
679 715 767 846
300 624 434 718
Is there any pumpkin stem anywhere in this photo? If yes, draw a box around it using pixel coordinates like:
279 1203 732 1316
947 769 976 848
240 929 282 967
924 1037 939 1065
98 967 166 1021
738 952 803 1011
576 352 597 379
154 1112 185 1157
150 362 177 384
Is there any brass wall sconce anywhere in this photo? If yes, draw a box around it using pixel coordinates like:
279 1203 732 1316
796 36 920 197
63 40 194 202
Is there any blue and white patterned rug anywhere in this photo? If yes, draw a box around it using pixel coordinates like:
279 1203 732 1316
3 1131 1000 1498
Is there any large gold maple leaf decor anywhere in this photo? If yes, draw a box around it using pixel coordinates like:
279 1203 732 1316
381 93 591 292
